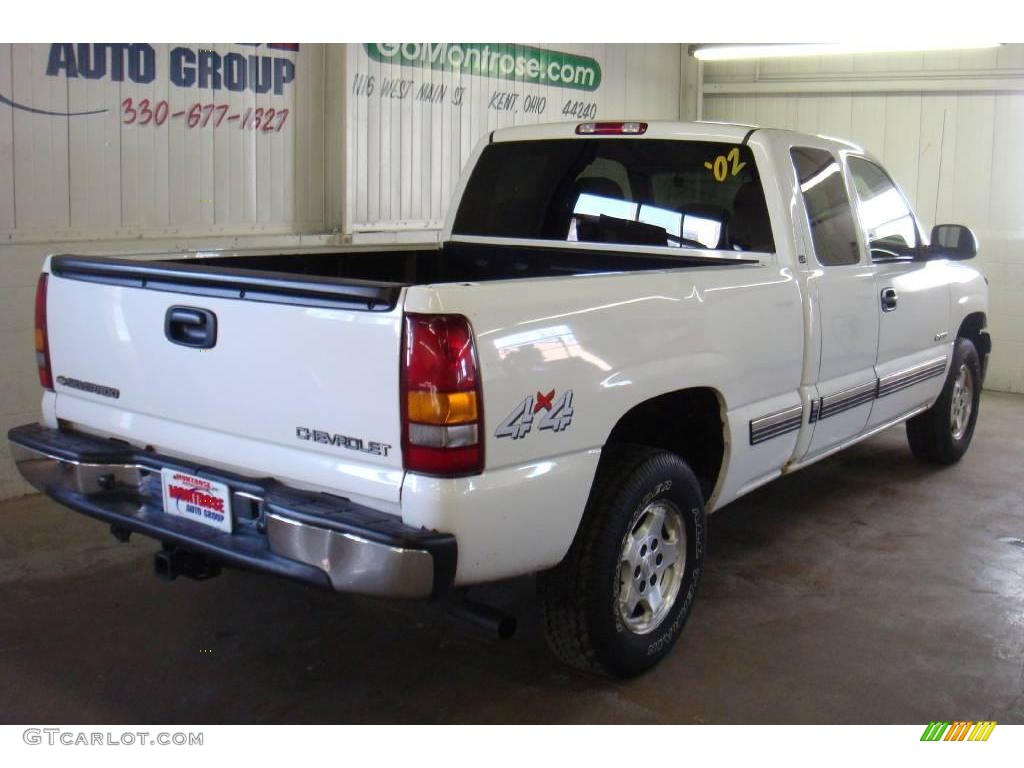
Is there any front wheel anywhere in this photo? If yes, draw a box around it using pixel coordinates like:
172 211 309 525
906 337 982 465
538 445 706 677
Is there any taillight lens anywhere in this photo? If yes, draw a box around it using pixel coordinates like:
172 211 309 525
401 314 484 476
34 274 53 390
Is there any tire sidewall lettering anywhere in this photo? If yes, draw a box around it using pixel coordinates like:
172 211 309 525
608 476 704 661
646 505 702 657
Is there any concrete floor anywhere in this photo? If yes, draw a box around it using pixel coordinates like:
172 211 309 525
1 391 1022 724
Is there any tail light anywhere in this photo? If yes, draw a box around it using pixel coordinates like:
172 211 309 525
401 314 484 476
34 274 53 390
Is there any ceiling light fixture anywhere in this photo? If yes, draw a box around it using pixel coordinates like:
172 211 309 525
692 43 1002 62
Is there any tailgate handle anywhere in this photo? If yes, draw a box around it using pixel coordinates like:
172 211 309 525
165 306 217 349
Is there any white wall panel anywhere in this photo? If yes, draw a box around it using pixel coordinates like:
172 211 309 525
0 43 325 242
0 47 16 231
11 44 71 232
703 45 1024 393
345 43 681 233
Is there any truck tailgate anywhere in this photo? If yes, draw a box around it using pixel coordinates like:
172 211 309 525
44 256 407 506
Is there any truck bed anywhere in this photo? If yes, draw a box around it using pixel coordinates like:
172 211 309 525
167 241 755 286
51 242 756 315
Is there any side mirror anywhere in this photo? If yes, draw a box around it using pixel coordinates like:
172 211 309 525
927 224 978 260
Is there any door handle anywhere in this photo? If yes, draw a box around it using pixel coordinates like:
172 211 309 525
880 288 899 312
165 306 217 348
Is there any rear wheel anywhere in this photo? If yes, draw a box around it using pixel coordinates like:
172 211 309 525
906 337 981 465
538 445 706 677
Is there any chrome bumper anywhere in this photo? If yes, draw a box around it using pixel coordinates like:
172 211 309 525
8 424 456 598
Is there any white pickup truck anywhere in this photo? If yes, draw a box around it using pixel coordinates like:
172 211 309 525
10 120 990 677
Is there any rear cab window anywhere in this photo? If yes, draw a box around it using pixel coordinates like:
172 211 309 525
452 139 775 254
790 147 862 267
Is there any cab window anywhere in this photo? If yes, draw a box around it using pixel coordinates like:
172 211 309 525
847 156 920 262
452 139 775 253
790 147 861 266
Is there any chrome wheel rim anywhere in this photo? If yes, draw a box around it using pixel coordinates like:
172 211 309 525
617 500 686 635
950 363 974 441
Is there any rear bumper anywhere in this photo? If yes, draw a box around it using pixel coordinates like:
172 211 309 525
7 423 456 598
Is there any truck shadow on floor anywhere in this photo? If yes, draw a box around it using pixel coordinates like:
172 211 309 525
0 424 995 723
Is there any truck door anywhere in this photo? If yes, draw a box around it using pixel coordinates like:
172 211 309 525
790 146 880 458
845 156 951 429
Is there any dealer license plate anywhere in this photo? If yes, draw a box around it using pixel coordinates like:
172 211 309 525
160 468 233 534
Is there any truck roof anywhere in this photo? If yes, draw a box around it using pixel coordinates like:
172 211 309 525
490 120 864 153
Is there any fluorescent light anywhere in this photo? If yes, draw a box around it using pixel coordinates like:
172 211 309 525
692 43 1002 61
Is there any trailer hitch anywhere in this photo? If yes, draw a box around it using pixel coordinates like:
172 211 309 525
154 544 222 581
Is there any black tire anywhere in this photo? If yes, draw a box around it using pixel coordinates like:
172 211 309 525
538 445 706 677
906 337 982 465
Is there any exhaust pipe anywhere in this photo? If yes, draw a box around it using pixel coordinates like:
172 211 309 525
154 546 222 581
446 595 517 640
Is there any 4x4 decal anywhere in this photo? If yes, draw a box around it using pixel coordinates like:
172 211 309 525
495 389 574 440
